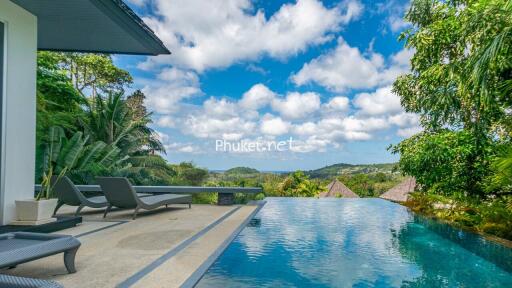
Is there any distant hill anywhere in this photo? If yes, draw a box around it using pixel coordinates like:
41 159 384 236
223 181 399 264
224 167 260 174
306 163 397 178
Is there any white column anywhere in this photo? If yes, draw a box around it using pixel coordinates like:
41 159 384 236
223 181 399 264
0 1 37 225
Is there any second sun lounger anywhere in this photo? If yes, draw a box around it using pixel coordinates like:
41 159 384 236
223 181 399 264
96 177 192 219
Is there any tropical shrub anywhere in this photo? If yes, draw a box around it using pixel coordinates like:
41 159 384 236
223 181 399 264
36 126 125 189
277 171 323 197
391 130 495 195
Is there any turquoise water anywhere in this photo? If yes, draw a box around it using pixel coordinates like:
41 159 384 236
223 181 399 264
197 198 512 287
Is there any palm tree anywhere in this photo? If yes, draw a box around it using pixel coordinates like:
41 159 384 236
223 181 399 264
83 93 164 156
81 93 171 184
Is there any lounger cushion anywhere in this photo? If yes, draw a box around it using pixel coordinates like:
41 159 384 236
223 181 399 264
86 196 108 205
140 194 192 206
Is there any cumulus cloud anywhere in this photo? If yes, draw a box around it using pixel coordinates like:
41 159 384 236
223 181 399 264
388 112 419 128
291 115 389 144
183 115 256 139
271 92 321 120
260 115 291 136
156 131 202 153
397 126 422 137
239 84 276 110
203 97 238 119
353 86 402 116
142 67 201 114
323 96 350 112
156 116 175 128
291 38 412 92
290 136 331 153
138 0 363 72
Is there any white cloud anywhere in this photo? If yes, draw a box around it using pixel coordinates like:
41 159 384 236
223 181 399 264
142 67 201 114
138 0 363 72
291 38 412 92
203 97 238 119
260 115 291 136
156 116 175 128
323 96 350 112
388 15 410 33
397 126 422 137
239 84 276 110
353 86 402 116
291 115 389 144
178 145 199 153
290 136 331 153
388 112 419 127
183 115 256 139
271 92 321 120
155 131 202 153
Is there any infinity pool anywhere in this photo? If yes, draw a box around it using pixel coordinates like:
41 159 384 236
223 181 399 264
197 198 512 287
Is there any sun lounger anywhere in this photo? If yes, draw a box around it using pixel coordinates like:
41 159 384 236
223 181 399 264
51 176 150 216
0 232 80 274
96 177 192 220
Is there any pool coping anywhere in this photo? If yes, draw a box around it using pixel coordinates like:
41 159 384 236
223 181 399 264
117 205 244 287
180 200 267 288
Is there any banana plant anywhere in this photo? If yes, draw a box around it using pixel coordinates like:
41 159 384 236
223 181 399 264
36 126 126 199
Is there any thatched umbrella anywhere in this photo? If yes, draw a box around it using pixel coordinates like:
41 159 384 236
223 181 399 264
380 177 416 202
319 179 359 198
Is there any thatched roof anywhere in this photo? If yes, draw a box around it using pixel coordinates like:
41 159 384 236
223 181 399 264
380 177 416 202
319 179 359 198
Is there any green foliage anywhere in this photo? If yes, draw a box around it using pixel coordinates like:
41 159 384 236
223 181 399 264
388 0 512 239
36 126 123 188
55 53 133 97
171 162 209 186
395 0 512 133
338 172 403 197
306 163 396 178
83 92 164 155
391 130 495 195
224 167 260 175
405 193 512 240
484 145 512 193
277 171 323 197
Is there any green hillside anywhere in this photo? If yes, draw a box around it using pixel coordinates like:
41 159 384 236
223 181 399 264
224 167 260 175
306 163 397 178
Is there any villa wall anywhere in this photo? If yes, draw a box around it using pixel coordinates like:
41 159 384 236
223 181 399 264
0 1 37 224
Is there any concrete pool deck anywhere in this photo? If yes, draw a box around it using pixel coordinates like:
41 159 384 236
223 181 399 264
2 202 262 287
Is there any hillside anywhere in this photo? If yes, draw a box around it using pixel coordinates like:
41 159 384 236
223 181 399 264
224 167 260 174
306 163 397 178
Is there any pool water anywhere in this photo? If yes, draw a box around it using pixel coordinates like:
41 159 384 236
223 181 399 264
196 198 512 288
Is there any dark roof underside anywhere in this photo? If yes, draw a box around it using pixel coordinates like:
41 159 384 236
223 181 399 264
12 0 170 55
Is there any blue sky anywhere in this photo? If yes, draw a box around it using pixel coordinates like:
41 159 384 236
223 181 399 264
115 0 418 171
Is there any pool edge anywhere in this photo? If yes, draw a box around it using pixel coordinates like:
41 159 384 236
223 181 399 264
181 200 267 288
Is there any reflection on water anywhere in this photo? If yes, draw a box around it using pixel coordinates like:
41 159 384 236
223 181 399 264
197 198 512 288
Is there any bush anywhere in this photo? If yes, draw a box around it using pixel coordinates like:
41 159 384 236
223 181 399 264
390 130 495 196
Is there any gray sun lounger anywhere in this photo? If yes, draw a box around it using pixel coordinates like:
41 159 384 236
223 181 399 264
0 274 63 288
0 232 80 274
51 176 109 217
51 176 150 216
97 177 192 220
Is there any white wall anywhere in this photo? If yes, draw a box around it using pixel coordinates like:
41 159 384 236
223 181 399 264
0 1 37 225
